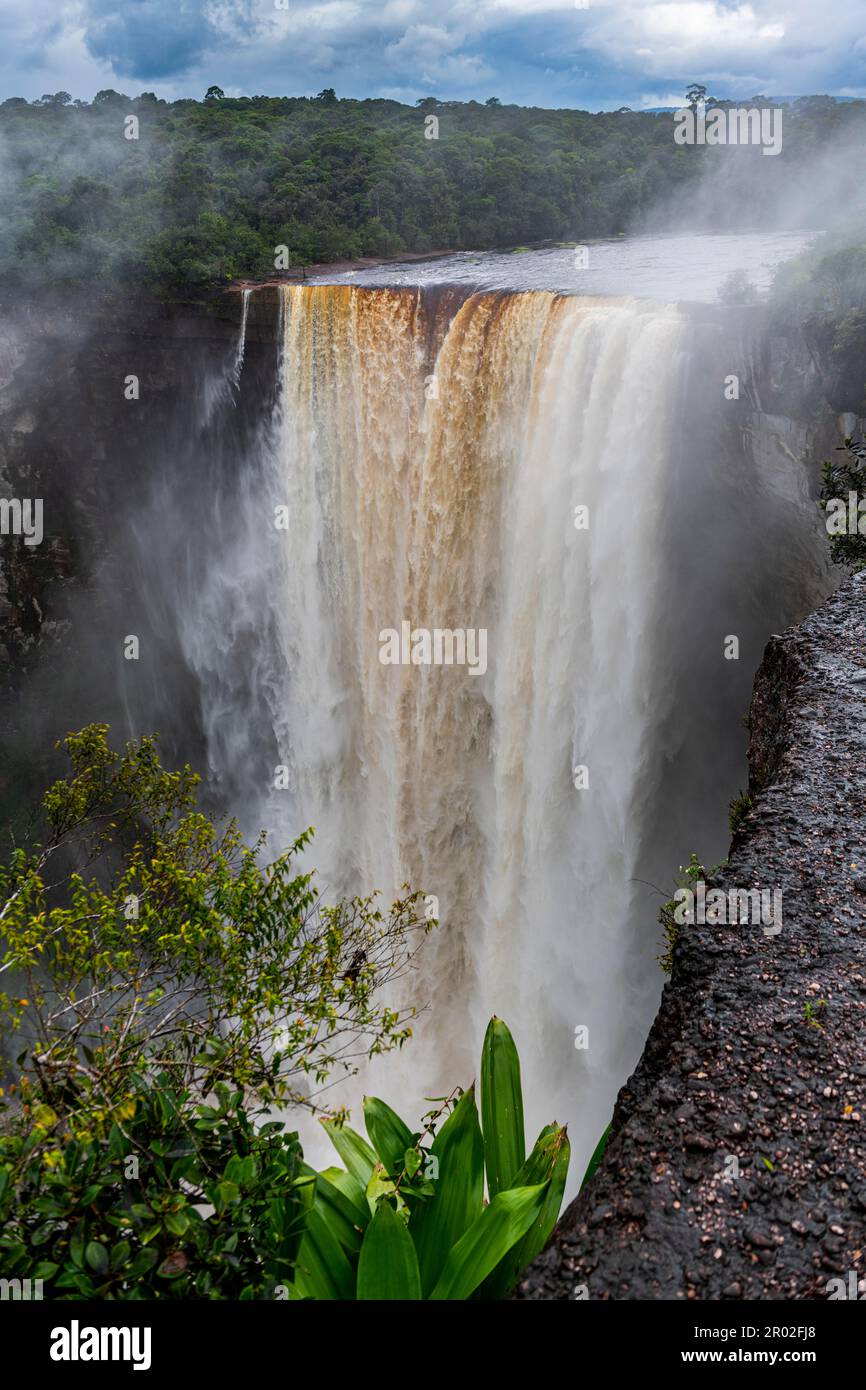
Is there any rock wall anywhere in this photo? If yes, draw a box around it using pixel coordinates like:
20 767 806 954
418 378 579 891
519 575 866 1300
0 288 263 822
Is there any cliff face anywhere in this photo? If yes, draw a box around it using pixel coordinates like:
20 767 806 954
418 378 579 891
519 574 866 1300
0 288 267 820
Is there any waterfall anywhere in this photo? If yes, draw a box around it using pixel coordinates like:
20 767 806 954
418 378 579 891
233 288 251 387
260 285 692 1179
176 279 827 1189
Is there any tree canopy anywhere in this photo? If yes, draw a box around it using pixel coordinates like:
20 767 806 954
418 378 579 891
0 89 859 292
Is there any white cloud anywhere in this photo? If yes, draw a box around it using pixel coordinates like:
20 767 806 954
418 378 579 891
0 0 863 106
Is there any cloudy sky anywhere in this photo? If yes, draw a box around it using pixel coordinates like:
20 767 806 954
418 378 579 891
1 0 863 110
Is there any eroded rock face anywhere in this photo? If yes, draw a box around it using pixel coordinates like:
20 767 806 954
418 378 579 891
519 573 866 1300
0 289 267 822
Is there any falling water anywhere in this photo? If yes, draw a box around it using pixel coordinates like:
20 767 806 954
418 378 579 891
259 284 693 1178
173 272 826 1189
233 288 251 387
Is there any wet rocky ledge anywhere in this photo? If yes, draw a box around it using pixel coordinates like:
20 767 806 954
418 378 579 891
519 574 866 1300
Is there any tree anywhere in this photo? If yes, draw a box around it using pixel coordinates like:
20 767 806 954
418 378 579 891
0 725 430 1118
316 88 337 105
685 83 707 110
204 85 225 102
485 97 502 107
92 89 128 107
717 268 758 305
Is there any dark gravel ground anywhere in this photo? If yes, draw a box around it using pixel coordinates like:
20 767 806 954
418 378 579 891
518 574 866 1300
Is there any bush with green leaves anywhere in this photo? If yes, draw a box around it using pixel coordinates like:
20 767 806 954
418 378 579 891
820 438 866 570
0 725 429 1118
0 1075 303 1299
0 724 430 1298
290 1017 570 1300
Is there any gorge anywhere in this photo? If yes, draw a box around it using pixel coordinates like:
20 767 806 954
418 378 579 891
0 235 851 1258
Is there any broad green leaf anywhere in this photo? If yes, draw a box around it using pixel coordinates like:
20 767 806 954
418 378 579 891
479 1124 570 1299
480 1016 525 1197
293 1206 355 1301
320 1118 378 1189
357 1202 421 1300
300 1163 369 1247
85 1241 109 1276
311 1173 366 1254
363 1095 414 1172
579 1122 612 1193
410 1084 484 1296
429 1184 548 1301
320 1167 368 1212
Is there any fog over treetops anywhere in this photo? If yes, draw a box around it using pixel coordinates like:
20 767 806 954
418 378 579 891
0 89 864 293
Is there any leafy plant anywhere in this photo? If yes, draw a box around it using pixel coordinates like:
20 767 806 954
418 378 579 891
290 1017 570 1300
657 852 724 974
0 725 430 1120
728 788 753 835
803 998 827 1030
820 438 866 570
0 1074 304 1299
0 726 432 1299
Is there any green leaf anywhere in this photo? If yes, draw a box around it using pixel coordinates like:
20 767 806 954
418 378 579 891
479 1124 570 1299
363 1096 414 1172
293 1207 355 1301
579 1122 612 1193
320 1118 378 1189
319 1167 367 1211
299 1164 368 1253
357 1202 421 1300
127 1247 159 1279
480 1016 525 1198
410 1084 484 1296
84 1240 109 1275
69 1227 86 1269
429 1184 548 1301
215 1180 239 1210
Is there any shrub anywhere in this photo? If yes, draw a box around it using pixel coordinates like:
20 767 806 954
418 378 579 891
0 724 430 1118
0 725 431 1298
820 438 866 570
0 1076 303 1299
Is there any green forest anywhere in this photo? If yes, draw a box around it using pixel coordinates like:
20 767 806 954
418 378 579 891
0 88 861 291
